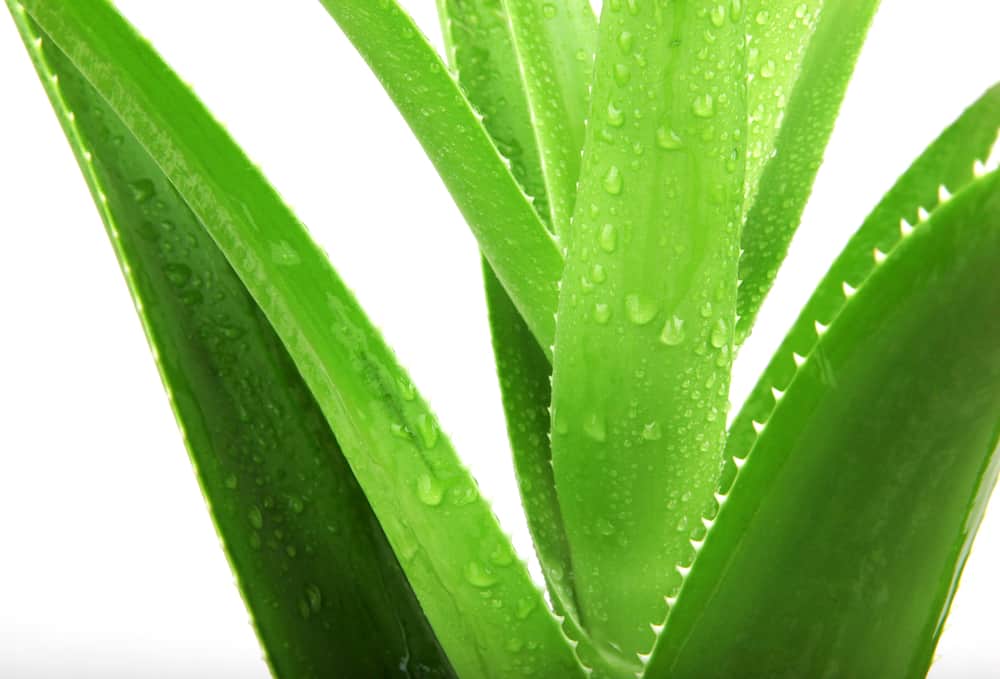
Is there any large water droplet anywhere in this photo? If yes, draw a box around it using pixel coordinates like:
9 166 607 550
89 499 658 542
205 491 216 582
614 63 631 86
305 584 323 613
656 126 684 150
710 5 726 27
617 31 635 53
711 318 730 349
465 561 498 588
692 94 715 118
416 473 444 507
415 414 439 449
607 101 625 128
603 165 623 195
599 223 618 252
626 293 659 325
660 315 686 346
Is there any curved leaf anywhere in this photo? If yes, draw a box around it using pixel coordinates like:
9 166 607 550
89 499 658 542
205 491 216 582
644 168 1000 678
501 0 596 234
6 7 456 678
316 0 561 355
550 0 746 667
13 1 584 676
737 0 881 341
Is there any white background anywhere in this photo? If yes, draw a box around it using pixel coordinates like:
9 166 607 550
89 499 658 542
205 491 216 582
1 1 998 677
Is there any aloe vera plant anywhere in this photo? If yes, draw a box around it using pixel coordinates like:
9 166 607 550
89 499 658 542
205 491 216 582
4 0 1000 677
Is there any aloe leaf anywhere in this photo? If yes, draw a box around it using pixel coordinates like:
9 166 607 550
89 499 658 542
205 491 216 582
549 1 746 666
435 0 583 627
6 7 456 678
13 1 584 676
315 0 561 355
644 170 1000 676
500 0 596 234
736 0 881 341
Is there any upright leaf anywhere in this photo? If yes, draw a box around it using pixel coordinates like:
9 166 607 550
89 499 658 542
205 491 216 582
550 0 746 666
7 6 455 678
645 151 1000 677
435 0 586 628
14 1 585 676
737 0 881 340
316 0 562 354
501 0 597 233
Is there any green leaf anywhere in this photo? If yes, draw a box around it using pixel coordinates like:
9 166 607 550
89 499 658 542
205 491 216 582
549 0 746 667
12 1 585 676
316 0 562 355
736 0 881 341
501 0 596 234
6 7 455 678
435 0 584 629
644 168 1000 676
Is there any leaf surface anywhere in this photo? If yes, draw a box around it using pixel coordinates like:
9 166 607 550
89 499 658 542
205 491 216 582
737 0 881 340
645 135 1000 678
549 0 746 667
12 1 585 676
6 6 456 678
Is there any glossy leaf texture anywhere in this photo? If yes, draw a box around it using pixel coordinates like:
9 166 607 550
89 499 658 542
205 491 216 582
315 0 562 355
644 165 1000 676
6 7 455 678
12 1 585 677
737 0 881 341
549 0 746 668
501 0 596 234
435 0 584 632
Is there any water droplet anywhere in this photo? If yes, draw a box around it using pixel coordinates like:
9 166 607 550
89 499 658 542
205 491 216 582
515 597 537 620
603 165 623 195
614 63 631 86
129 179 155 203
617 31 635 53
397 378 416 401
607 101 625 128
710 5 726 26
390 423 412 440
224 474 238 489
416 473 444 507
271 240 301 266
760 60 776 79
660 315 686 346
248 506 264 530
692 94 715 118
288 496 305 514
465 561 498 588
415 414 439 449
305 584 323 613
593 303 611 325
625 293 658 325
583 412 607 442
599 223 618 252
597 518 615 536
642 421 663 441
656 126 684 150
591 263 607 283
542 3 557 18
755 10 770 25
711 318 730 349
164 262 192 287
700 301 714 318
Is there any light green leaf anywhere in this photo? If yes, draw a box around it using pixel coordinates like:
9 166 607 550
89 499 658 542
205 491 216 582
7 7 457 677
13 1 584 676
644 134 1000 678
550 0 746 667
737 0 882 341
316 0 562 356
501 0 596 234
